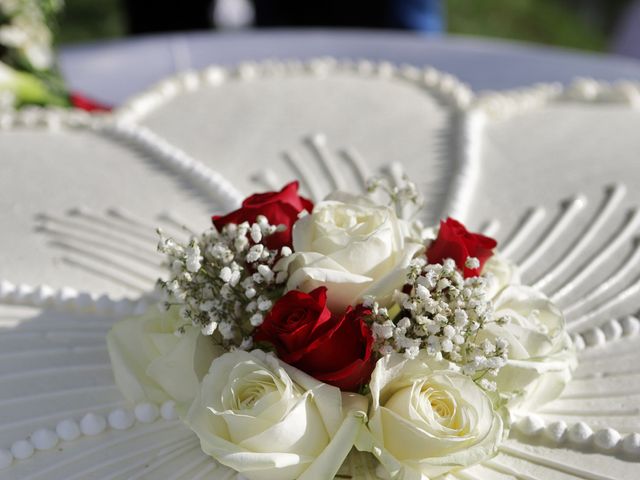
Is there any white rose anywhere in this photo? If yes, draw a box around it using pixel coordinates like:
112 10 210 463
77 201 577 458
356 353 503 479
185 350 368 480
277 193 423 311
107 306 221 413
483 253 521 298
487 283 577 413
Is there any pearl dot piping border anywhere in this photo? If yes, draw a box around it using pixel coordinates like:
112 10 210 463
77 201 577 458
0 400 178 470
572 314 640 350
514 414 640 458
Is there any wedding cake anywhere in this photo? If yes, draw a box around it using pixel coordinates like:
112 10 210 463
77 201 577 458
1 59 640 480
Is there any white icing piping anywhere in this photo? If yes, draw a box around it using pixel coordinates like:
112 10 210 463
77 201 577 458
0 279 152 315
473 78 640 121
0 106 106 131
472 83 562 121
518 195 588 274
0 102 243 214
531 184 628 292
0 400 178 470
572 315 640 350
440 110 485 222
498 207 547 260
562 78 640 106
514 414 640 457
104 121 243 211
115 58 474 124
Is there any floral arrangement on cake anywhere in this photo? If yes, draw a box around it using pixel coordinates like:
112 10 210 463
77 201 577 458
107 179 576 479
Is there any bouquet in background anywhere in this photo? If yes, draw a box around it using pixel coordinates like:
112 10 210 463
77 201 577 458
108 178 576 479
0 0 109 111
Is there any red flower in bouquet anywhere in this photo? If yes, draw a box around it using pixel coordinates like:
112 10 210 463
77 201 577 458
69 92 112 112
212 181 313 249
253 287 375 392
427 217 497 277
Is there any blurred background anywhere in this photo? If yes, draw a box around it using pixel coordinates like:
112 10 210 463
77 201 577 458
1 0 639 109
56 0 638 56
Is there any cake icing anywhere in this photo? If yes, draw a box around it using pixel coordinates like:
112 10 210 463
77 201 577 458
1 59 640 479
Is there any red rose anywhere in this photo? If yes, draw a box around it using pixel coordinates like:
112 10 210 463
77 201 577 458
69 92 112 112
212 181 312 249
426 217 497 277
254 287 375 392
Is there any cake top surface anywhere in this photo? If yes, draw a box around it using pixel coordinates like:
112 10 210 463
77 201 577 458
1 59 640 480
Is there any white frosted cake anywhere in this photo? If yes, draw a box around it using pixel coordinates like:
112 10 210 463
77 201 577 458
1 59 640 480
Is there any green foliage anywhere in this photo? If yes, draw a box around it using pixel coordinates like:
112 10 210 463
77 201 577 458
446 0 607 51
57 0 126 44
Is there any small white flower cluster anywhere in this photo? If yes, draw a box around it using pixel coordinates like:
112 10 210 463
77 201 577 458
366 175 424 221
0 0 63 71
157 216 289 350
366 257 509 391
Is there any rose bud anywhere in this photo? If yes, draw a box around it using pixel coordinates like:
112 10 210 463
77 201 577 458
427 217 497 277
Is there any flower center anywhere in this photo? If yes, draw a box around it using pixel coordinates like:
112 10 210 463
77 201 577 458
317 204 384 234
420 386 461 430
229 370 278 411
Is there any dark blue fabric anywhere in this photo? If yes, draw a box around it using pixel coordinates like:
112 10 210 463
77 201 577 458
389 0 443 33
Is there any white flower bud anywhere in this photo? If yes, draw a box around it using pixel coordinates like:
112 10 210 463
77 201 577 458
229 269 241 287
219 266 232 283
441 338 454 353
397 317 411 329
454 309 468 327
201 322 218 336
257 264 274 282
234 235 249 251
373 321 394 340
218 321 235 340
257 298 272 311
442 325 456 338
404 346 420 359
250 313 264 326
250 224 262 243
465 256 480 270
185 244 202 272
246 244 264 263
415 284 430 301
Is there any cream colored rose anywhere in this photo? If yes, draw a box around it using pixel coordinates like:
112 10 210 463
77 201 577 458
107 306 220 413
356 353 503 479
483 254 521 298
487 283 576 413
185 350 368 480
480 255 576 413
277 193 423 311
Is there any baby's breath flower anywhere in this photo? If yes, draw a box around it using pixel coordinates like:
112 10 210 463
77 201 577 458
366 175 424 220
157 219 288 350
201 322 217 336
249 313 264 327
185 242 202 272
363 256 508 391
465 256 480 270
